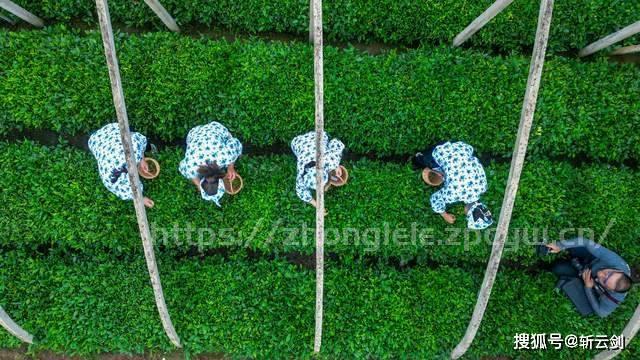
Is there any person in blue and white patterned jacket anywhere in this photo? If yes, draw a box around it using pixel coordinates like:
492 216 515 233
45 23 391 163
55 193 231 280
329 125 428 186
88 122 155 208
179 121 243 207
291 131 345 208
413 141 493 230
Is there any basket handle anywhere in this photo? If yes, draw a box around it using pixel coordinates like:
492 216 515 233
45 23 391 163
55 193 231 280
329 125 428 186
140 157 160 179
224 174 244 195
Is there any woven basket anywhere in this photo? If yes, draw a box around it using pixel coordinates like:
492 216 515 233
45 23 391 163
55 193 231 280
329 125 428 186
139 157 160 179
329 165 349 186
422 168 443 186
223 174 244 195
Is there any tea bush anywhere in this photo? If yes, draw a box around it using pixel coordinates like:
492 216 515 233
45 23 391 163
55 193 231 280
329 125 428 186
2 24 639 360
2 29 639 162
0 251 638 358
2 141 638 265
8 0 640 52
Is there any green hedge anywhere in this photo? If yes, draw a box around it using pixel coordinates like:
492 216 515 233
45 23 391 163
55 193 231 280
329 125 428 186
1 29 639 162
0 251 638 358
8 0 640 52
2 141 639 265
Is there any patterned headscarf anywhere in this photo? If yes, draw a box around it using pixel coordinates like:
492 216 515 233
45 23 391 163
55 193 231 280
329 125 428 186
466 201 493 230
199 177 224 207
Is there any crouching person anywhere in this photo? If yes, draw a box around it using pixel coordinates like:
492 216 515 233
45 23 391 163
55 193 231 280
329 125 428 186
88 123 155 208
291 131 345 209
179 121 242 207
545 237 633 317
413 141 493 230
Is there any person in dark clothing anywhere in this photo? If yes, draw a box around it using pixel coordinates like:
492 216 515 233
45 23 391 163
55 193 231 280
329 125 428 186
545 237 632 318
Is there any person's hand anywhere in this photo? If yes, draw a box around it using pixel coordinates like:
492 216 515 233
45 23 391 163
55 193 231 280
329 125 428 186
139 159 149 174
441 212 456 224
310 199 328 215
226 164 237 181
191 178 202 191
546 243 562 253
143 197 155 209
582 268 594 288
335 166 343 178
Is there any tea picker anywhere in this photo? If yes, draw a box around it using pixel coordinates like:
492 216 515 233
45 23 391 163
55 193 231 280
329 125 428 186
88 123 160 208
413 141 493 230
92 0 182 347
291 131 348 211
178 121 243 206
